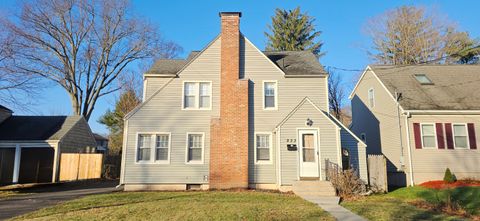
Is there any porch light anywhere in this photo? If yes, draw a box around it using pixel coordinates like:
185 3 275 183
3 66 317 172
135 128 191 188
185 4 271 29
306 118 313 126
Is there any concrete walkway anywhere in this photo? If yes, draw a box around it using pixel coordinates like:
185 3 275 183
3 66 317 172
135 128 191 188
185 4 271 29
302 196 367 221
0 180 120 220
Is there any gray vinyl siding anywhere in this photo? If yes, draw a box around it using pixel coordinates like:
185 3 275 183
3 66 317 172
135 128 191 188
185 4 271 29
351 70 407 178
59 118 97 153
407 114 480 184
340 129 368 181
242 37 328 184
279 102 338 185
123 38 221 184
144 77 172 100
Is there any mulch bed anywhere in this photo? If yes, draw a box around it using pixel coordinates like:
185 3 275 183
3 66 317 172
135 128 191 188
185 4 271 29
420 180 480 189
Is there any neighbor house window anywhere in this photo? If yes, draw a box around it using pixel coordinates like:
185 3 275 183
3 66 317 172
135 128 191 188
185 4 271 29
183 82 211 109
255 133 272 163
360 133 367 143
453 124 468 149
137 134 152 161
187 133 204 163
263 81 277 109
368 88 375 108
155 134 170 162
421 124 436 148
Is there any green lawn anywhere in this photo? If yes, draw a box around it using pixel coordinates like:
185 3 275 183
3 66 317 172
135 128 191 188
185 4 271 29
13 191 334 221
342 186 479 221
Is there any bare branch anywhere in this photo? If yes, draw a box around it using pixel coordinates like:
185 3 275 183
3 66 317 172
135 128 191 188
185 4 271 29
1 0 182 120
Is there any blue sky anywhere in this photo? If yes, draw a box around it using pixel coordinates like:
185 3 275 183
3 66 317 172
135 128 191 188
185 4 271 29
1 0 479 134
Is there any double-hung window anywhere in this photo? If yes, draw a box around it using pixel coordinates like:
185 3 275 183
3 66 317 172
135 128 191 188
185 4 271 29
137 134 152 162
453 124 468 149
421 124 436 148
183 82 211 109
263 81 277 109
137 133 170 163
155 134 170 162
255 133 272 163
187 133 204 163
368 88 375 108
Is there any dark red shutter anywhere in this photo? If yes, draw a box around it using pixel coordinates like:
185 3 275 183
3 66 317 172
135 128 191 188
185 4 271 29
467 123 477 149
436 123 445 149
413 123 422 149
445 123 454 149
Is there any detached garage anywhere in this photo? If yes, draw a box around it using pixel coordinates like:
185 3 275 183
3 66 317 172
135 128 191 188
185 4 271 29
0 105 97 185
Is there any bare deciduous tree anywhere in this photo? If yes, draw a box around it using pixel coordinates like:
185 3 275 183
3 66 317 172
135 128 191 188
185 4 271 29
365 6 477 65
0 25 39 109
2 0 181 120
328 71 345 121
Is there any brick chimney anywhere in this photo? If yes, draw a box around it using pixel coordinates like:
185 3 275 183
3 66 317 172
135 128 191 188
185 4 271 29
209 12 249 189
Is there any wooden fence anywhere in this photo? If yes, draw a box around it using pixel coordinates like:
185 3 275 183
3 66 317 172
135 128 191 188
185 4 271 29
367 154 388 192
59 153 103 181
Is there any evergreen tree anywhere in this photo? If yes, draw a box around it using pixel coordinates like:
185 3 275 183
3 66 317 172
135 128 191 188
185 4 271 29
99 89 141 154
265 7 324 57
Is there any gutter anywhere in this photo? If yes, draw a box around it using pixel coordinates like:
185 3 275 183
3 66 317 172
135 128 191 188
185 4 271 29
404 110 480 115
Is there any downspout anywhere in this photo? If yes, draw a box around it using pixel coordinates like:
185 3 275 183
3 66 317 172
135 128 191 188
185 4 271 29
395 90 405 170
404 111 415 186
119 119 129 187
275 127 282 187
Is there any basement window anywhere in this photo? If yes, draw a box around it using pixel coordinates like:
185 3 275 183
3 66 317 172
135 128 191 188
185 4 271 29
414 74 433 85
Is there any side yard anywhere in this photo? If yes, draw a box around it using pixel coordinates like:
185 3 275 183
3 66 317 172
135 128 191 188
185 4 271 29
342 186 480 221
13 191 334 221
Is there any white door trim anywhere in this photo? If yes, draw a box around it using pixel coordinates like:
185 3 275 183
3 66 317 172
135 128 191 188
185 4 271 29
297 128 320 178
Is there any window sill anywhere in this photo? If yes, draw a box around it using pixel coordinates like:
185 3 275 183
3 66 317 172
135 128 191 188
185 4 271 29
254 161 273 165
185 161 204 165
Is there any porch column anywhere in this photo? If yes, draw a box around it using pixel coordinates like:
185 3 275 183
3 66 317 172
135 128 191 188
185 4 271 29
12 144 21 183
51 143 60 182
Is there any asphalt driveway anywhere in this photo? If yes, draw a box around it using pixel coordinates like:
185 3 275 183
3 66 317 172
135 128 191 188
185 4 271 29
0 180 120 220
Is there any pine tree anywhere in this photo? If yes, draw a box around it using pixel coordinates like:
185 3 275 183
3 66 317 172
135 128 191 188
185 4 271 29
99 89 141 154
265 7 324 57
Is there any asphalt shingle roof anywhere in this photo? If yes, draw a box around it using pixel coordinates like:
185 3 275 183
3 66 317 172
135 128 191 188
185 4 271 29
370 65 480 110
146 50 326 76
0 115 82 141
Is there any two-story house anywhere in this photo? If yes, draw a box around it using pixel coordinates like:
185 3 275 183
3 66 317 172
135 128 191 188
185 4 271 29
120 12 367 191
350 65 480 187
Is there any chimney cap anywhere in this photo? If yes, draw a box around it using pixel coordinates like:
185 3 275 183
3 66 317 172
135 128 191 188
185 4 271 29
219 12 242 17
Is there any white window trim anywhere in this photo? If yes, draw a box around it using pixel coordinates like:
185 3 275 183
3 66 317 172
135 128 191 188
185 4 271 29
452 123 469 149
181 81 212 110
254 132 273 165
368 88 375 108
185 132 205 164
420 123 437 149
360 133 367 143
135 132 171 164
262 80 278 110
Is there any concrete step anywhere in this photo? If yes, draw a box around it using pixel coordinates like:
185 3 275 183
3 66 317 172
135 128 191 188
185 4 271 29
292 180 337 197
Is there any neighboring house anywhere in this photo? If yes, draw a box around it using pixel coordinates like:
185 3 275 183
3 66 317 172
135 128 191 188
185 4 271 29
93 133 109 153
0 105 97 185
120 12 367 191
350 65 480 187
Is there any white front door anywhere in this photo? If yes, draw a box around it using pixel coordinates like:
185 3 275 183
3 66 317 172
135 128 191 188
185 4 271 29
298 129 319 178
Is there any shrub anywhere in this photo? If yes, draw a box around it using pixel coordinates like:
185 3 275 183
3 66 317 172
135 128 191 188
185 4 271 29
328 168 366 199
443 168 457 184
